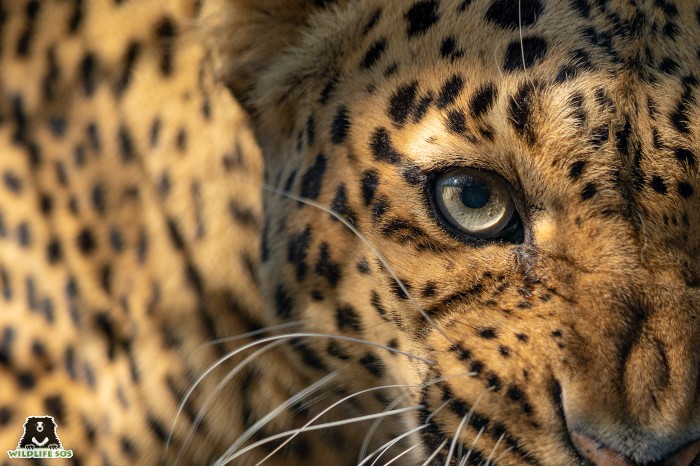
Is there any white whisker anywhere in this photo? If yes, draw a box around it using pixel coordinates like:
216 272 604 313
359 371 470 463
460 426 485 466
167 330 432 454
485 432 505 466
193 321 304 353
360 424 428 466
445 412 469 466
385 441 421 466
422 438 448 466
426 398 452 423
262 183 455 345
176 339 290 463
214 371 337 465
359 391 412 462
218 404 422 465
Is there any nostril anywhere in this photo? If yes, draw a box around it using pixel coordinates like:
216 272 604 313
569 432 630 466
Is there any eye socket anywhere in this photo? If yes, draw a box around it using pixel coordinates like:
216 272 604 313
433 168 523 242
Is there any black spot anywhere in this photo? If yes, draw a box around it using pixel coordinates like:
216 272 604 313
436 74 464 108
17 371 35 389
361 38 387 69
336 305 362 331
503 36 548 73
486 0 543 30
390 279 412 300
370 128 403 164
470 360 484 375
370 291 388 319
659 57 679 75
479 328 498 339
49 116 67 138
581 182 597 200
650 176 667 194
44 395 65 423
166 218 185 250
91 184 106 215
569 160 586 180
16 1 40 57
118 125 134 162
47 239 62 264
359 353 385 377
361 170 379 206
288 227 312 281
331 106 350 144
80 52 97 96
516 333 529 342
327 341 351 360
440 37 464 60
458 0 474 11
373 198 390 220
357 259 370 274
150 119 161 147
363 8 382 35
69 0 84 33
499 346 511 357
330 184 357 226
675 148 696 167
3 171 22 194
109 228 125 253
274 285 294 319
120 437 136 457
320 76 339 105
509 82 539 144
568 92 587 126
176 128 187 151
422 281 437 298
148 415 168 442
405 0 439 37
300 154 327 200
401 164 425 185
85 122 101 152
670 86 693 134
447 109 467 133
388 81 423 128
76 228 96 255
315 243 342 287
413 93 434 122
678 181 694 199
570 0 590 17
486 373 503 391
0 406 13 427
155 17 177 77
469 83 497 118
306 114 315 146
116 41 141 95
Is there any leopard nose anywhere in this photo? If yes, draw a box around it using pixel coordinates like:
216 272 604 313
570 431 700 466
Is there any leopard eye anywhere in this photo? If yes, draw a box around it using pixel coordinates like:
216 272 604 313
434 168 521 240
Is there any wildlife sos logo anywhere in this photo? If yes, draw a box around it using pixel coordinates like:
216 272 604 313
6 416 73 459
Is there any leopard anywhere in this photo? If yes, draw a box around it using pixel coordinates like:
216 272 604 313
0 0 699 465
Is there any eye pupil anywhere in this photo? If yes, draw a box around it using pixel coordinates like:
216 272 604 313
460 180 490 209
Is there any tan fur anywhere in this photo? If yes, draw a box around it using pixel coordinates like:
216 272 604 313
0 0 699 465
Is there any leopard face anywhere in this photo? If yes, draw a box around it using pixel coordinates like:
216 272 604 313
204 0 700 464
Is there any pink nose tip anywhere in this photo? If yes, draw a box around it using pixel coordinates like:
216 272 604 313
570 432 700 466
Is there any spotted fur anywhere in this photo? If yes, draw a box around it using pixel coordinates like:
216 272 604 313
1 0 699 465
